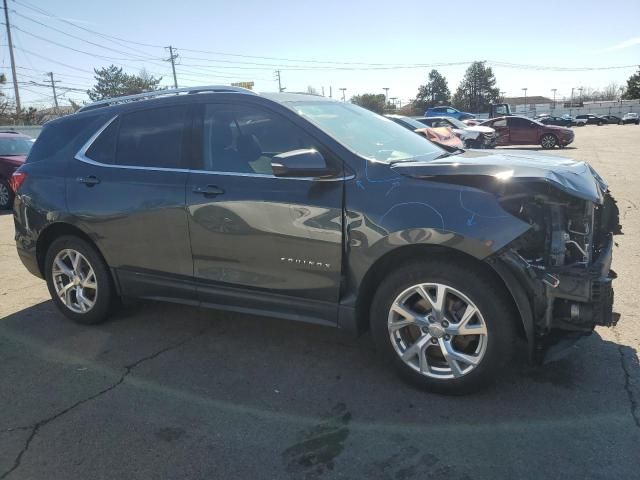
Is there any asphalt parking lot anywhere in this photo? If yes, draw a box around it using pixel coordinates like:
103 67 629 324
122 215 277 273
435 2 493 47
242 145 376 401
1 125 639 480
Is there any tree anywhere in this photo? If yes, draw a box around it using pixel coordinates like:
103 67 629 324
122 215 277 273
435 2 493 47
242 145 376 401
414 69 450 113
623 66 640 100
87 65 163 101
451 61 500 113
306 85 319 95
350 93 386 114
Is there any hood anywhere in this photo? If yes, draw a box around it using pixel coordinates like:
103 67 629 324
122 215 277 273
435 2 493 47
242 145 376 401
543 124 572 133
390 149 606 203
465 125 494 134
0 154 26 167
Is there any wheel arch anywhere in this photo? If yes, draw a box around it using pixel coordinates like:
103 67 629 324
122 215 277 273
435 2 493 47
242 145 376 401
351 244 529 342
36 222 119 294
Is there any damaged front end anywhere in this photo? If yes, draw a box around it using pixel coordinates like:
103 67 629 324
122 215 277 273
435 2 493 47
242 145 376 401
492 182 620 362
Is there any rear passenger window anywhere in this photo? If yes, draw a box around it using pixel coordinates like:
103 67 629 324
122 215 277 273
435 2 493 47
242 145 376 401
85 118 119 165
116 105 189 169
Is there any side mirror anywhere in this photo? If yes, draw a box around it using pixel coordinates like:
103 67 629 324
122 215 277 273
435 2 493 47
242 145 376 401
271 149 334 178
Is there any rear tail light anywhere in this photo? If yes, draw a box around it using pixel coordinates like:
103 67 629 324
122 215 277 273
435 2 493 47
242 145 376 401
9 172 27 193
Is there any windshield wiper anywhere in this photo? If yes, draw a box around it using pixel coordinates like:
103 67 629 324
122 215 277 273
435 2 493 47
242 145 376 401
433 148 465 160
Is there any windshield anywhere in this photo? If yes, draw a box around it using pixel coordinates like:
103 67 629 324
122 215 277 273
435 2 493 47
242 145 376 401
440 117 467 129
0 137 32 156
290 101 444 163
395 116 427 130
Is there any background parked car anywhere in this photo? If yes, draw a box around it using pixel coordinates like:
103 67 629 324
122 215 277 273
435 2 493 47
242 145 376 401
600 115 623 125
480 116 574 149
424 105 475 120
385 114 464 150
414 116 497 148
575 114 605 126
622 112 639 125
0 131 33 209
537 115 573 127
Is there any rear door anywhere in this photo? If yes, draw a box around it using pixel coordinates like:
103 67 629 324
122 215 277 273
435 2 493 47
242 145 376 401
185 101 344 322
68 104 195 301
507 117 539 145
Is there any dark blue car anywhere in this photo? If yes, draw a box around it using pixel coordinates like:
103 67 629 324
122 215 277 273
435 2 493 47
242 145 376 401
425 105 475 120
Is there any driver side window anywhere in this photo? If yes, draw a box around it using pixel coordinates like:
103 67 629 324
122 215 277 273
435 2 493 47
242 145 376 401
197 104 321 175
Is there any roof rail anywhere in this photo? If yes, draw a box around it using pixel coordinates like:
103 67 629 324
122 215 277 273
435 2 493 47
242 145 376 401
78 85 257 112
0 130 21 134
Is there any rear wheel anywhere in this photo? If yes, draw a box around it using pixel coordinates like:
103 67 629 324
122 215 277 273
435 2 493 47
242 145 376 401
370 260 516 394
45 236 116 324
540 134 557 149
0 181 13 210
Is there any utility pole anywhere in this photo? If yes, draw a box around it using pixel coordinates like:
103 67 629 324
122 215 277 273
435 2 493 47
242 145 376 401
551 88 557 109
321 86 325 97
570 87 575 115
3 0 21 113
166 46 178 89
46 72 59 110
340 88 346 101
383 87 389 103
522 87 527 115
500 91 506 102
329 86 332 98
274 70 284 92
390 97 397 110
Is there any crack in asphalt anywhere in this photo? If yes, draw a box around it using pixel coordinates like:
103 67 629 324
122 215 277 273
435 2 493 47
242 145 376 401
0 325 211 479
618 345 640 428
613 329 640 429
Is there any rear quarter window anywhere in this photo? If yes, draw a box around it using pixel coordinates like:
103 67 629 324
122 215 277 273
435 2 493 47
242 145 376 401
28 113 107 163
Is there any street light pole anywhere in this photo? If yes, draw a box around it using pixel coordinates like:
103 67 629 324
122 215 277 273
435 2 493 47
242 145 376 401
383 87 389 103
551 88 557 109
570 87 575 115
522 88 528 116
340 88 347 102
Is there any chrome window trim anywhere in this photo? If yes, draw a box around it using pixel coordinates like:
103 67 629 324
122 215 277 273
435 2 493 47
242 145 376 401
75 115 350 181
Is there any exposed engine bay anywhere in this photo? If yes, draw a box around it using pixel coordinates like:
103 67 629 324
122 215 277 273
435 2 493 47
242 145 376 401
495 182 621 359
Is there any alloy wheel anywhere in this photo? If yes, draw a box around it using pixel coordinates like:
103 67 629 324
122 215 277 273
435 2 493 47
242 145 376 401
388 283 488 379
52 249 98 313
0 183 9 208
541 135 556 149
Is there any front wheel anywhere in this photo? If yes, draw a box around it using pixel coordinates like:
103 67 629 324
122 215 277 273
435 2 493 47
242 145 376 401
540 134 557 149
0 180 13 210
370 260 516 394
45 236 116 324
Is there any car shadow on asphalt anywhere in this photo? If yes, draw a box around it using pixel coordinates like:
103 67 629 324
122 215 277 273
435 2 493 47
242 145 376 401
1 298 639 478
1 298 636 407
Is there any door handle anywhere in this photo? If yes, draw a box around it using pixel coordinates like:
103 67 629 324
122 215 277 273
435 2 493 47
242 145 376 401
192 185 225 197
76 175 100 187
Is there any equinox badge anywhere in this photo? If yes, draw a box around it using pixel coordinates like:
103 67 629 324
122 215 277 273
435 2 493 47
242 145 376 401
280 257 331 269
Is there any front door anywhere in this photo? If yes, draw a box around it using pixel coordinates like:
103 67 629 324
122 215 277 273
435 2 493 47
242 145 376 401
185 102 344 323
507 117 539 145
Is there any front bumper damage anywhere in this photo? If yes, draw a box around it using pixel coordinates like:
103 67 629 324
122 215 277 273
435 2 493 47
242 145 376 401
492 233 616 362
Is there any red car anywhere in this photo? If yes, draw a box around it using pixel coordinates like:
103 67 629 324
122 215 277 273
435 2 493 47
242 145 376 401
480 116 574 149
0 131 33 209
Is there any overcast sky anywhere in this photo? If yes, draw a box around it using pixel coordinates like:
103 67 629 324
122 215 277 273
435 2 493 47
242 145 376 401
2 0 639 108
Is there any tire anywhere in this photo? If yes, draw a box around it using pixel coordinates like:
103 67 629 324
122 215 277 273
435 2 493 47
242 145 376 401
45 235 116 325
370 260 516 395
0 180 13 210
597 121 603 126
540 134 557 149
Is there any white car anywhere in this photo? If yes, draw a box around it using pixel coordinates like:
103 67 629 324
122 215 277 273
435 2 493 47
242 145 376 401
622 112 639 125
416 116 497 148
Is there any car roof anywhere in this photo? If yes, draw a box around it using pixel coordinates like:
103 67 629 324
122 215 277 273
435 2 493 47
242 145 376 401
0 131 30 139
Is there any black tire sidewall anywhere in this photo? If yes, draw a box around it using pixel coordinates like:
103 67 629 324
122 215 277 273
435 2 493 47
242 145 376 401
370 260 516 394
45 235 114 325
0 180 13 210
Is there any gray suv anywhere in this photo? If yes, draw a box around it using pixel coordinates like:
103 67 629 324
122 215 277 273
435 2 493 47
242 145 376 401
11 86 620 394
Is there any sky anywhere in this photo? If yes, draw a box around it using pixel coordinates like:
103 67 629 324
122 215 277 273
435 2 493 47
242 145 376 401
2 0 639 109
